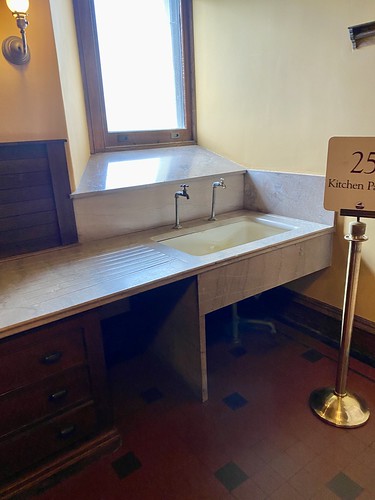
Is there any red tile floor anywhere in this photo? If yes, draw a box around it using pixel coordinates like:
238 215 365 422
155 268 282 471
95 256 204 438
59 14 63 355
38 308 375 499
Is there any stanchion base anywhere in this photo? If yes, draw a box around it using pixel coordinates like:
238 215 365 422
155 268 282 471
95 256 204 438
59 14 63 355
309 387 370 428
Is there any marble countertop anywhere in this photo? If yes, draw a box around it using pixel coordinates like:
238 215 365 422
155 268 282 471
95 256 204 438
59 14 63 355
0 210 334 339
72 146 246 197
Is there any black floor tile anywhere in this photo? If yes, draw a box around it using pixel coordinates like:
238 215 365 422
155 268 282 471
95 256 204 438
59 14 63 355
112 451 142 479
327 472 364 499
302 349 324 363
215 461 249 491
223 392 248 410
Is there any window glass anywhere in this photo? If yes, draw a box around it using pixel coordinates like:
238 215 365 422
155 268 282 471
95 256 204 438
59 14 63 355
94 0 184 132
74 0 195 152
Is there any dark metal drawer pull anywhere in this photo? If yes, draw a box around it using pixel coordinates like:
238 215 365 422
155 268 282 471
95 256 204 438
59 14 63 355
41 351 62 365
58 424 76 439
49 389 68 402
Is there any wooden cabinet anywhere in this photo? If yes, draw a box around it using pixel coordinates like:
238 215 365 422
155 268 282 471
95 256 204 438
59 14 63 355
0 140 78 259
0 365 91 438
0 311 118 495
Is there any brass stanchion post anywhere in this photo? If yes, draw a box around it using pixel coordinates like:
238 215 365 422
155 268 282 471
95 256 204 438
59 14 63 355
309 219 370 428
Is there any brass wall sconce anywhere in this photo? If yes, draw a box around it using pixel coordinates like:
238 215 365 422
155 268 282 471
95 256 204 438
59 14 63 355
2 0 30 65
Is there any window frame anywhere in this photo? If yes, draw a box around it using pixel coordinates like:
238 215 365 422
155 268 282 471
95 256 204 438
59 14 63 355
73 0 196 153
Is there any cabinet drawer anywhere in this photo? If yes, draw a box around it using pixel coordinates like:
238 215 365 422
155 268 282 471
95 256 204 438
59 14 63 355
0 403 98 482
0 324 86 394
0 366 91 438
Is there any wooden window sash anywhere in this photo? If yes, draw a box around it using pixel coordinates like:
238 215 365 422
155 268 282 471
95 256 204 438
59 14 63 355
73 0 196 153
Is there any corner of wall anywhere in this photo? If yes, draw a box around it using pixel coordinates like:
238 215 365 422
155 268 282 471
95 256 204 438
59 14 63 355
49 0 91 191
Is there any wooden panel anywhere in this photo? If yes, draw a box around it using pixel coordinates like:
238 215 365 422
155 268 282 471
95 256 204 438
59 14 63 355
0 170 50 189
0 403 98 482
46 141 78 245
0 143 46 161
0 324 86 394
0 211 58 232
0 310 114 493
0 429 121 499
0 234 62 258
82 310 113 428
0 223 60 244
265 287 375 364
0 158 48 175
0 366 91 438
0 185 54 204
0 140 77 258
0 198 56 218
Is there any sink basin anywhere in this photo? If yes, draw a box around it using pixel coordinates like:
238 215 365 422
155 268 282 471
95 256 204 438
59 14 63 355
154 215 297 256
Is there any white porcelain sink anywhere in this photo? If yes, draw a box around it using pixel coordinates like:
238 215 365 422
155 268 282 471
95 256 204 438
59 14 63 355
154 215 297 256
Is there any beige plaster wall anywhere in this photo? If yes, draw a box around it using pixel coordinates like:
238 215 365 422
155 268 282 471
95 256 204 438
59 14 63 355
0 0 66 143
193 0 375 322
49 0 90 191
0 0 89 191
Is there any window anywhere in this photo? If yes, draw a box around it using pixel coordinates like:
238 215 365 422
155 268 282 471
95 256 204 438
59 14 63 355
73 0 195 153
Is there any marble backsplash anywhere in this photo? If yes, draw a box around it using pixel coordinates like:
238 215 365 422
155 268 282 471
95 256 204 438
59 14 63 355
245 170 334 226
72 147 334 242
72 146 247 242
73 172 245 242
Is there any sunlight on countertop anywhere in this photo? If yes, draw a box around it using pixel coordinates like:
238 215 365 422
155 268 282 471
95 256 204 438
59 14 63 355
71 146 246 198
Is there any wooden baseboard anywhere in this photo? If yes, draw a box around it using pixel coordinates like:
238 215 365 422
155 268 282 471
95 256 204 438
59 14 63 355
258 287 375 366
0 428 121 499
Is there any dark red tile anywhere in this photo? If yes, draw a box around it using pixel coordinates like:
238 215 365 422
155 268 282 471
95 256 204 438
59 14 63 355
33 323 375 500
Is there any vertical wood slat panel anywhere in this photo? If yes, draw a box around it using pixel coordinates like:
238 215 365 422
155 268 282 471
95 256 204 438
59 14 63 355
0 170 51 190
0 211 58 232
0 199 56 218
0 224 61 245
0 140 78 258
0 143 46 161
0 236 62 257
0 185 54 205
0 158 49 175
46 142 78 245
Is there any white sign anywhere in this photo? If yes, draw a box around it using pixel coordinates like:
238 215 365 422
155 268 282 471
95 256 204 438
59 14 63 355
324 137 375 212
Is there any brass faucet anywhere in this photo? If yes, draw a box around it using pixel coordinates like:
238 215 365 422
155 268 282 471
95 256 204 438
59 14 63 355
208 178 226 221
173 184 190 229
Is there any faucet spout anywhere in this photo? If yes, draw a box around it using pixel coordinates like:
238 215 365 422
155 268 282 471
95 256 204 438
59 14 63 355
173 184 190 228
212 178 226 189
208 178 226 221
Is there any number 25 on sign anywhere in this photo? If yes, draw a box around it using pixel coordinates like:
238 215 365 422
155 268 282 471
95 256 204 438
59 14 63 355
324 137 375 212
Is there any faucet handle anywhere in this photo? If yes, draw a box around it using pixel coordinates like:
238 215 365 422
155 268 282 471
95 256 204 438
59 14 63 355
181 184 189 196
213 178 226 188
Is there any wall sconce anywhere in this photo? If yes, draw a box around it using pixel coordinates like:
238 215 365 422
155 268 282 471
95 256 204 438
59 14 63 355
2 0 30 65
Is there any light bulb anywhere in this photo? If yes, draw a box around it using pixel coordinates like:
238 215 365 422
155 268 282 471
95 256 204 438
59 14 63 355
6 0 29 14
